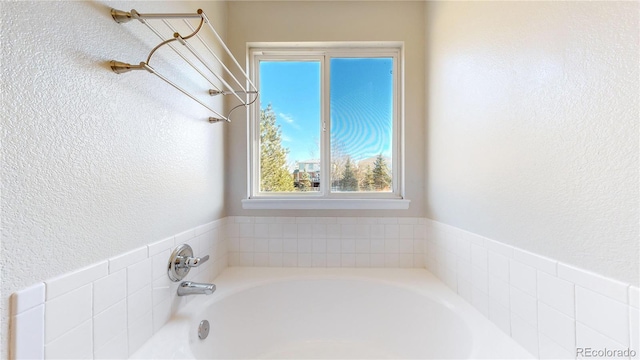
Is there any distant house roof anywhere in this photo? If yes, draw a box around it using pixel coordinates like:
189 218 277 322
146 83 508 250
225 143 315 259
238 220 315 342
296 159 320 164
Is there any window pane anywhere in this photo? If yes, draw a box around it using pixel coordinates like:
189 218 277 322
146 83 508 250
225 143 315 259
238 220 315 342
259 61 321 192
330 58 393 192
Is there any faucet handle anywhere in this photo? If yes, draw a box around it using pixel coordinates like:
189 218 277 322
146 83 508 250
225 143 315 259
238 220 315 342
168 244 209 282
186 254 209 267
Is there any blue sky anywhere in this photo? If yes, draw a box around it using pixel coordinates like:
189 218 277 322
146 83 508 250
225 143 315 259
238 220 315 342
259 58 393 165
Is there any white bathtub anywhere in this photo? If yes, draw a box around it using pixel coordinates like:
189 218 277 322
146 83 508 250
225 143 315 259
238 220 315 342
131 268 534 359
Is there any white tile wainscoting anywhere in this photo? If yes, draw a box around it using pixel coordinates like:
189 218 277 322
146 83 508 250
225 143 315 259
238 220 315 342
424 219 640 359
9 216 639 360
226 216 426 268
10 219 228 360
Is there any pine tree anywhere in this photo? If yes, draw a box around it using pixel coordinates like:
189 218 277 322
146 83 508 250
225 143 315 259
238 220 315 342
372 154 391 191
360 165 374 191
330 139 348 189
340 157 359 191
260 104 295 192
298 170 311 191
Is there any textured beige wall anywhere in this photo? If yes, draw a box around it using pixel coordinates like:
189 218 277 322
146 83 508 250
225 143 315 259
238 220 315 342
225 1 426 218
1 1 228 357
425 1 639 285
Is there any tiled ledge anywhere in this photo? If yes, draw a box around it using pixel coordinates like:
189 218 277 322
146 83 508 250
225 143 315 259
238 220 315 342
424 219 639 359
10 219 228 360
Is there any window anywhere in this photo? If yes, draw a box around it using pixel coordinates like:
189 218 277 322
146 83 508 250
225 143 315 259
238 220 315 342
244 43 408 210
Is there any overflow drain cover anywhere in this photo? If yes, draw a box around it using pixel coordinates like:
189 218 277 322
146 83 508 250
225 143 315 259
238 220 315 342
198 320 210 340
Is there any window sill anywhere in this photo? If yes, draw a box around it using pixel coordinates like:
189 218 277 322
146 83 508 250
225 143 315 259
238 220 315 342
241 198 411 210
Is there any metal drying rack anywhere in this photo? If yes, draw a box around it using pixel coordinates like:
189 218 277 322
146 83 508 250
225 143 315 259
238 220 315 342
109 8 258 123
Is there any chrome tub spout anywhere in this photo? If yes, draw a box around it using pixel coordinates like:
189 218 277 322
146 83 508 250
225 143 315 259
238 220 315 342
177 281 216 296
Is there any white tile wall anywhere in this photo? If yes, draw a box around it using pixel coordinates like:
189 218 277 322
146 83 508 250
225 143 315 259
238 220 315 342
488 276 510 307
558 262 629 303
537 301 575 352
45 262 108 300
45 284 93 342
575 322 628 353
109 247 148 274
11 283 45 315
128 311 153 357
227 216 425 268
44 319 93 359
509 260 537 297
537 270 575 318
93 300 127 351
94 331 128 360
10 218 227 360
629 287 639 307
128 285 152 328
11 216 638 360
575 286 630 345
11 305 45 360
511 313 540 357
489 298 511 334
539 333 574 359
93 269 127 315
510 286 537 326
425 219 639 360
630 306 639 359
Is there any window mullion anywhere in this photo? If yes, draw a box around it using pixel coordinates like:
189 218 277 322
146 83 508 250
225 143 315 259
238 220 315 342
321 54 331 197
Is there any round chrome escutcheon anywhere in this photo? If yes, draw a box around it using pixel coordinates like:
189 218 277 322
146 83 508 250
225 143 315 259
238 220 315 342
168 244 194 282
198 320 210 340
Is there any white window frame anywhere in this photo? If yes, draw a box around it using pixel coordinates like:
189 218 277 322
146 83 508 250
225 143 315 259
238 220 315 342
243 42 409 210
